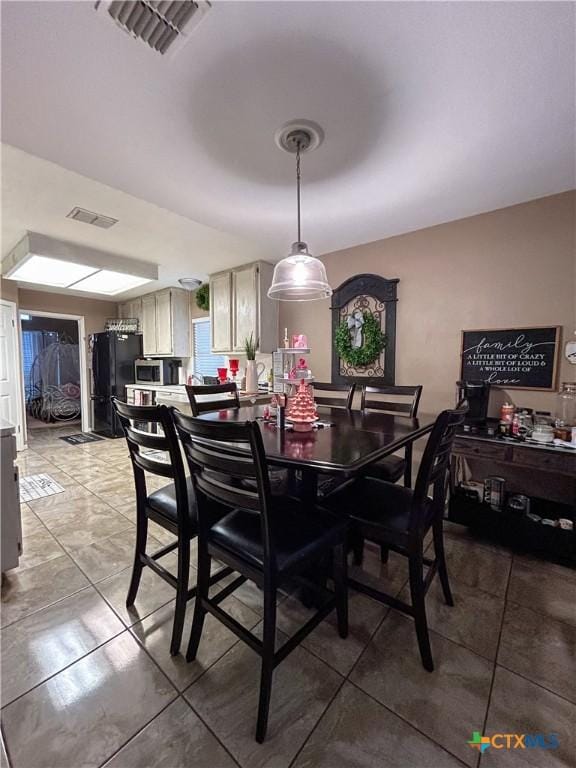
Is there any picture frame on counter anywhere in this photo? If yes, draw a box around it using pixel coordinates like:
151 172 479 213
460 325 561 391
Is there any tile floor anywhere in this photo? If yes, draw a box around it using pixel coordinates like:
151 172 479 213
1 425 575 768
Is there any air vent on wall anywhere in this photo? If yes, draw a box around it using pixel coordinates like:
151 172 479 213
95 1 211 56
66 207 119 229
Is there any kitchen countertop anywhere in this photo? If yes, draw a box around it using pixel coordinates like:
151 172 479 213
126 384 186 393
0 419 15 437
127 383 270 398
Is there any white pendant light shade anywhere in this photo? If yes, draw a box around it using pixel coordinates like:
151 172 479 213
268 241 332 301
268 120 332 301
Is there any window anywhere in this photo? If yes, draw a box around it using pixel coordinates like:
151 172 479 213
192 319 226 379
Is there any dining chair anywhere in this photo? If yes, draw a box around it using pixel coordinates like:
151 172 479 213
186 381 289 495
112 399 232 656
360 385 423 487
310 382 356 498
312 381 356 410
172 410 349 743
324 407 466 672
185 382 240 415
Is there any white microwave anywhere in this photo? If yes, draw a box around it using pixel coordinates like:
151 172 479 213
134 358 181 386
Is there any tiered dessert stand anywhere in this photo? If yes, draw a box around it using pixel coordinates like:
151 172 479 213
272 346 314 395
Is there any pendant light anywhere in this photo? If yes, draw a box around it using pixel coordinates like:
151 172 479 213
268 121 332 301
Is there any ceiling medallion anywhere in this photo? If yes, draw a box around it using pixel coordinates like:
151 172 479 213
268 120 332 302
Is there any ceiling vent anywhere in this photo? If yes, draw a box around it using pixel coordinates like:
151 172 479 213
66 207 119 229
95 1 211 56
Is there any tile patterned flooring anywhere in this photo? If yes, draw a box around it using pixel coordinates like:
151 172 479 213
1 425 575 767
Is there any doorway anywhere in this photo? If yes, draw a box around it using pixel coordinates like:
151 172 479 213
19 311 90 446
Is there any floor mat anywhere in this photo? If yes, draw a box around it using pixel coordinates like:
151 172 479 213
58 433 104 445
19 474 65 502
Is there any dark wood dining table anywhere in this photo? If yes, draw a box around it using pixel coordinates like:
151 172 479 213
196 404 438 502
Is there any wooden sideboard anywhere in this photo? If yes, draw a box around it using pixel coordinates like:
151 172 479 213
449 432 575 563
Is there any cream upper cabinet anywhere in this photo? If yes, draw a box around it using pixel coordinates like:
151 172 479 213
141 294 158 355
140 288 190 358
209 261 278 354
155 290 172 355
210 272 232 352
232 264 257 351
118 298 143 329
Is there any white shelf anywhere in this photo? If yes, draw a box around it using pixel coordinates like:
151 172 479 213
276 348 311 354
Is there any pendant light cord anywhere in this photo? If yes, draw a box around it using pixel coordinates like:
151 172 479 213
296 141 302 243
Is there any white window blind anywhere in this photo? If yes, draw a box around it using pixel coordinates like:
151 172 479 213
193 321 226 379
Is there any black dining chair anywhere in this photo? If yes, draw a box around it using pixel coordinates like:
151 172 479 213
356 385 423 563
112 399 233 656
172 410 349 743
186 381 288 495
185 382 240 415
360 385 423 487
309 382 356 498
312 381 356 410
324 407 466 672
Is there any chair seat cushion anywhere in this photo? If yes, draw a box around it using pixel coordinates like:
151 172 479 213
146 477 197 527
324 478 429 541
209 498 348 575
363 455 406 483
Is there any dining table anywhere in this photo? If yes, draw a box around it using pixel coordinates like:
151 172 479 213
195 404 438 502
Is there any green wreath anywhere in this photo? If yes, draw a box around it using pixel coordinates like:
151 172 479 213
335 311 387 367
196 283 209 312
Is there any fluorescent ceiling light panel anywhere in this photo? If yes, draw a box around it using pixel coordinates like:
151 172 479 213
2 233 159 296
71 270 153 295
7 255 98 287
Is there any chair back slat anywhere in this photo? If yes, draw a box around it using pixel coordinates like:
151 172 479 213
410 407 467 531
361 385 423 417
196 473 261 511
189 442 260 478
112 399 190 529
185 383 240 416
172 409 276 567
132 451 174 479
313 382 355 410
124 425 169 452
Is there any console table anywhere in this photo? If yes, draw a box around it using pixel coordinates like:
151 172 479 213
449 431 575 563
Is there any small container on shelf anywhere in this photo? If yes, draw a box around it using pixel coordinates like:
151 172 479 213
531 424 555 444
555 382 576 429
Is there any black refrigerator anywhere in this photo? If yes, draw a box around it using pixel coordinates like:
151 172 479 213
90 332 142 437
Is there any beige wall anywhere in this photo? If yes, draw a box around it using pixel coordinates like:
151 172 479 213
17 289 117 339
279 192 575 417
0 277 19 303
189 287 209 320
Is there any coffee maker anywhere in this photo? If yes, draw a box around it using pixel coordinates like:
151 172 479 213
456 380 491 427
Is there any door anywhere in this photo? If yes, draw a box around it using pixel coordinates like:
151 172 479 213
141 294 157 355
210 272 232 352
0 301 22 447
232 264 257 351
155 290 172 356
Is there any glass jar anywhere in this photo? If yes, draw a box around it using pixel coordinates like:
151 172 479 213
555 382 576 427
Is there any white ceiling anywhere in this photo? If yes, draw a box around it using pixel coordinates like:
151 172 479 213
1 144 267 299
1 1 574 284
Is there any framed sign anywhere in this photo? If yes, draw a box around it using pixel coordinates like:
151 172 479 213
460 326 561 391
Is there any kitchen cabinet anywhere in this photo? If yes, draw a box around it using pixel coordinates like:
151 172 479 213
141 294 157 355
210 272 232 352
210 261 278 354
118 298 143 329
140 288 190 358
1 421 21 573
